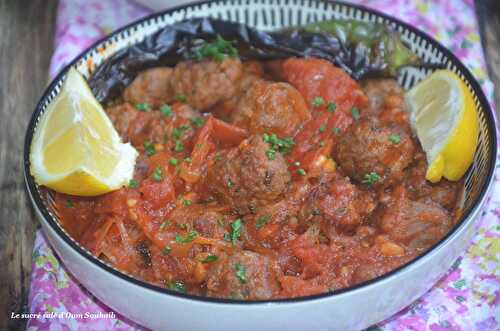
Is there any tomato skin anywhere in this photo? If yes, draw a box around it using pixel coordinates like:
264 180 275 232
281 58 367 113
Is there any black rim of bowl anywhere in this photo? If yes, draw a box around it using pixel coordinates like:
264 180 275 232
24 0 498 305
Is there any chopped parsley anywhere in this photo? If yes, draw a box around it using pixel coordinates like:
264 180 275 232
265 148 276 161
200 255 218 263
169 158 179 166
227 179 234 188
262 133 294 155
319 140 325 147
174 140 184 152
297 168 306 176
143 140 156 156
318 125 326 133
65 200 73 208
225 218 242 245
256 215 271 229
135 102 151 112
128 179 139 188
311 96 325 107
362 172 380 186
175 230 198 243
171 128 183 139
192 35 238 63
389 135 401 144
152 166 163 182
327 102 336 112
159 220 170 230
168 281 187 293
176 94 187 103
162 246 172 255
160 104 173 117
351 107 361 120
183 157 192 163
182 199 192 207
191 117 205 128
234 263 247 284
332 127 341 135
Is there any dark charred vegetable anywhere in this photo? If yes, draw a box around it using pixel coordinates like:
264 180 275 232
88 18 431 104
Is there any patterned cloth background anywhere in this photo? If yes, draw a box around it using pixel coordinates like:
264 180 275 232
28 0 499 330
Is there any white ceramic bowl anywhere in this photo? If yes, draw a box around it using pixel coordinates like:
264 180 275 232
24 1 497 330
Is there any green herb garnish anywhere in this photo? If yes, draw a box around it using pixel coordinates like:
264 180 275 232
262 133 294 155
163 246 172 255
175 230 198 244
256 215 271 229
327 102 337 112
389 135 401 144
159 220 170 230
234 263 247 284
297 168 306 176
351 107 360 120
332 127 341 135
152 166 163 182
176 94 187 103
182 199 192 207
362 172 380 185
143 140 156 156
192 35 239 63
129 179 139 188
200 255 218 263
191 117 205 128
174 140 184 152
168 281 186 293
318 125 326 133
65 200 73 208
266 148 276 161
227 218 242 245
160 104 173 117
169 158 179 166
312 96 325 107
136 102 151 112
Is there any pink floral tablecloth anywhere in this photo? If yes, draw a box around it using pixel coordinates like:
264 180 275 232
28 0 499 330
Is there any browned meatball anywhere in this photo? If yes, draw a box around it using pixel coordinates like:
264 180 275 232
172 58 243 111
207 135 291 214
378 187 452 250
230 80 310 137
206 250 281 299
124 67 175 107
300 173 377 232
169 205 225 239
404 153 461 211
335 118 415 187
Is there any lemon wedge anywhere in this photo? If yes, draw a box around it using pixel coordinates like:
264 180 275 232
30 68 138 196
405 69 479 183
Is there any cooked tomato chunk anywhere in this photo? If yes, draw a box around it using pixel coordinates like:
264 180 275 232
335 118 415 187
207 135 291 214
172 58 243 111
206 250 281 299
229 80 310 137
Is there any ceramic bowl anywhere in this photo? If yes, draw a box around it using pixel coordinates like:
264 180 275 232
24 1 497 330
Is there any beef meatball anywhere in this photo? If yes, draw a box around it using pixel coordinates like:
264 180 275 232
335 118 415 187
300 173 377 232
207 135 291 214
168 204 225 239
404 153 461 211
172 58 243 111
378 187 452 250
206 250 281 299
229 80 310 137
124 67 175 107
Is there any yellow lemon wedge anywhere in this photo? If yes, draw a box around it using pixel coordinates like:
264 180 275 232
30 68 138 196
405 69 479 183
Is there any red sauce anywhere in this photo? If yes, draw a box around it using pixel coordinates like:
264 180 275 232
55 57 461 299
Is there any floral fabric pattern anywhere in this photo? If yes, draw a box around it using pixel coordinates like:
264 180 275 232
29 0 498 330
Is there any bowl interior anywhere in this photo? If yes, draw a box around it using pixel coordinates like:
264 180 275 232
25 0 497 302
